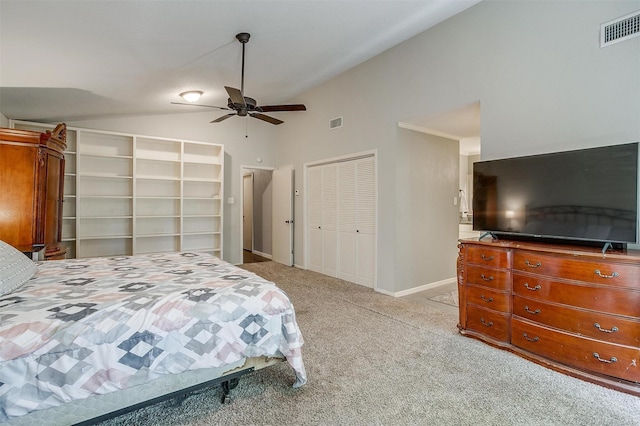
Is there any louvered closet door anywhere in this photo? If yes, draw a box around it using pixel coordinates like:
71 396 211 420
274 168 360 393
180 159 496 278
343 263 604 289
307 166 323 273
337 161 357 283
355 157 376 287
321 164 338 277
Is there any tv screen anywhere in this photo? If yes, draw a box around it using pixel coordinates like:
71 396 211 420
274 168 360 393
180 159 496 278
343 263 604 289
472 142 639 246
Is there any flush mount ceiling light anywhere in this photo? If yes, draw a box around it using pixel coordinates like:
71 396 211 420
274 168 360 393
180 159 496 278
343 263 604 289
179 91 203 103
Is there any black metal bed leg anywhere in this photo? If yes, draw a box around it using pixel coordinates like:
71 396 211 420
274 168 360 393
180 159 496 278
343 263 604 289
221 377 240 404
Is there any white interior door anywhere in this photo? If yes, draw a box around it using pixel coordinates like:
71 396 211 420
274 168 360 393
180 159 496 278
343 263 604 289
242 174 253 251
272 165 294 266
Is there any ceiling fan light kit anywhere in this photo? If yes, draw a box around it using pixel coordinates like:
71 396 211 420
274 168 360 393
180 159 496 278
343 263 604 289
171 32 306 125
179 90 203 103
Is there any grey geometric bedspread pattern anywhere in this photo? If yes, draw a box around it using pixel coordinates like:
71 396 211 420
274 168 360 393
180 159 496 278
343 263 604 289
0 252 306 420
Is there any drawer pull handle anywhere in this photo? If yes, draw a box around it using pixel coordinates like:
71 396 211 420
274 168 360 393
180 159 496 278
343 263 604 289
594 323 619 333
481 295 494 303
480 318 493 327
480 274 494 282
523 283 541 291
481 254 494 261
525 260 541 268
523 333 539 342
524 306 541 315
594 270 619 279
593 353 617 364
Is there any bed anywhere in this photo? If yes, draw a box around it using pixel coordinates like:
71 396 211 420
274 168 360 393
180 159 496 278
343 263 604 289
0 240 306 424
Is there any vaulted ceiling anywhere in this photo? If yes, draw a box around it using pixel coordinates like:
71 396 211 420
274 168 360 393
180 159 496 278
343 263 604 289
0 0 481 123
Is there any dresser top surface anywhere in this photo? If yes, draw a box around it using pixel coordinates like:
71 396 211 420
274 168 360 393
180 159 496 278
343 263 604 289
459 238 640 263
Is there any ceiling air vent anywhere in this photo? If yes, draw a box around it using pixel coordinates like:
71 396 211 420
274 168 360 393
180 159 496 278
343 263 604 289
329 116 343 130
601 10 640 47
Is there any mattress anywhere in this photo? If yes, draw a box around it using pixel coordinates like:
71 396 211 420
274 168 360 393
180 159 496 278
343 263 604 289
0 252 306 421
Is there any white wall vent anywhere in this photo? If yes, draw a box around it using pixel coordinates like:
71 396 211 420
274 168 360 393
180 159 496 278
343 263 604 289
329 116 343 130
601 10 640 47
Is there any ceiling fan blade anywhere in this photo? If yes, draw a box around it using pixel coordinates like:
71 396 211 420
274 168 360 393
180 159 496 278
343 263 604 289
171 102 229 110
210 113 236 123
225 86 246 106
258 104 307 112
250 113 283 125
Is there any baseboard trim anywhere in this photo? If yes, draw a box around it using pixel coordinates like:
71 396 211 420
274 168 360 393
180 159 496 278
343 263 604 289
252 250 272 260
379 277 457 298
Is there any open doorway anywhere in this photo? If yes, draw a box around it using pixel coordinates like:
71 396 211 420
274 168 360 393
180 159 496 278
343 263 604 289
241 167 274 264
398 100 481 241
240 165 295 265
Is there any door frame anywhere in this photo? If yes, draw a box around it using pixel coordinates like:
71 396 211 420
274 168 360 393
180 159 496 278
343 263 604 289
303 149 378 289
242 172 254 252
239 165 275 263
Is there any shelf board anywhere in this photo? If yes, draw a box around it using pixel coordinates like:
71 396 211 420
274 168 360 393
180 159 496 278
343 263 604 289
78 235 133 240
183 160 219 166
80 153 133 159
184 214 220 218
80 216 133 220
136 233 181 238
137 215 181 218
63 216 77 220
136 157 181 163
183 197 221 200
79 195 133 199
183 178 222 183
79 173 133 179
137 176 180 181
183 232 220 236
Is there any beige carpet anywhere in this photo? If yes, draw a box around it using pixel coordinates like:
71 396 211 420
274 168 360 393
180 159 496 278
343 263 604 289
99 262 640 425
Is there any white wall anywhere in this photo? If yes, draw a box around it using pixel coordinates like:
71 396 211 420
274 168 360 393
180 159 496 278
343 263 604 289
0 113 8 127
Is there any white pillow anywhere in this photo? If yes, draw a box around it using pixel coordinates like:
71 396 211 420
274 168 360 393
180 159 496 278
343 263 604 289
0 240 38 296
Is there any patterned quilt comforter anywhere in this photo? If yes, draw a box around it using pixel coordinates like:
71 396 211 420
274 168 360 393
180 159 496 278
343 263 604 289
0 252 306 420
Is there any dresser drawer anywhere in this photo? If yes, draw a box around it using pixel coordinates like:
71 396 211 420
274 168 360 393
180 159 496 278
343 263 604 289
467 285 510 312
513 295 640 347
465 304 510 343
514 251 640 289
513 273 640 318
512 318 639 383
466 246 511 268
466 266 511 291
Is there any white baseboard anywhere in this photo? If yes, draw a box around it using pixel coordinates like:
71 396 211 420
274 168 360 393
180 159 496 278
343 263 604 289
379 277 457 298
252 250 272 259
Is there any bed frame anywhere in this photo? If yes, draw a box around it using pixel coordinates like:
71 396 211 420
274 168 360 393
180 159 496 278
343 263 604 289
7 356 284 425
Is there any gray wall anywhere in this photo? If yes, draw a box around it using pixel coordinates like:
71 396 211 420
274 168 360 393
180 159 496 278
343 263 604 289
394 129 459 291
7 1 639 291
276 0 640 292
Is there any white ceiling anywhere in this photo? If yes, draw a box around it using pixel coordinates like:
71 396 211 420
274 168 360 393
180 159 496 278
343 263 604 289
0 0 481 124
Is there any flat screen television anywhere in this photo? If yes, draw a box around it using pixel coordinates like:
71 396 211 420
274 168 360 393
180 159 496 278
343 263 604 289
472 142 639 248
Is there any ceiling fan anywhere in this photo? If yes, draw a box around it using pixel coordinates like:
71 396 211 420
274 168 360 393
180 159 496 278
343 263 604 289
171 32 306 125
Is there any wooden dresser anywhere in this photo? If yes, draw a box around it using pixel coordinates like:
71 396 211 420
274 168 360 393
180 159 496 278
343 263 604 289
457 238 640 396
0 124 67 260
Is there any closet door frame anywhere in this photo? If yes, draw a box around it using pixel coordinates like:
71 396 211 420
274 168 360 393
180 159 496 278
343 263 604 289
303 149 377 289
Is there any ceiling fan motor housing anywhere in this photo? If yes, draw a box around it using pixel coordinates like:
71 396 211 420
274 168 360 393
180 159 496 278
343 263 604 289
228 96 258 116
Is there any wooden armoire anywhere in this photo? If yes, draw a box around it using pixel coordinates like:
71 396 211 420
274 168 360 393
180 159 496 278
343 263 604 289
0 124 67 260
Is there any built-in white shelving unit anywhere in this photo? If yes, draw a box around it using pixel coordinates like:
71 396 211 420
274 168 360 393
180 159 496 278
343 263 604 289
10 120 224 259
